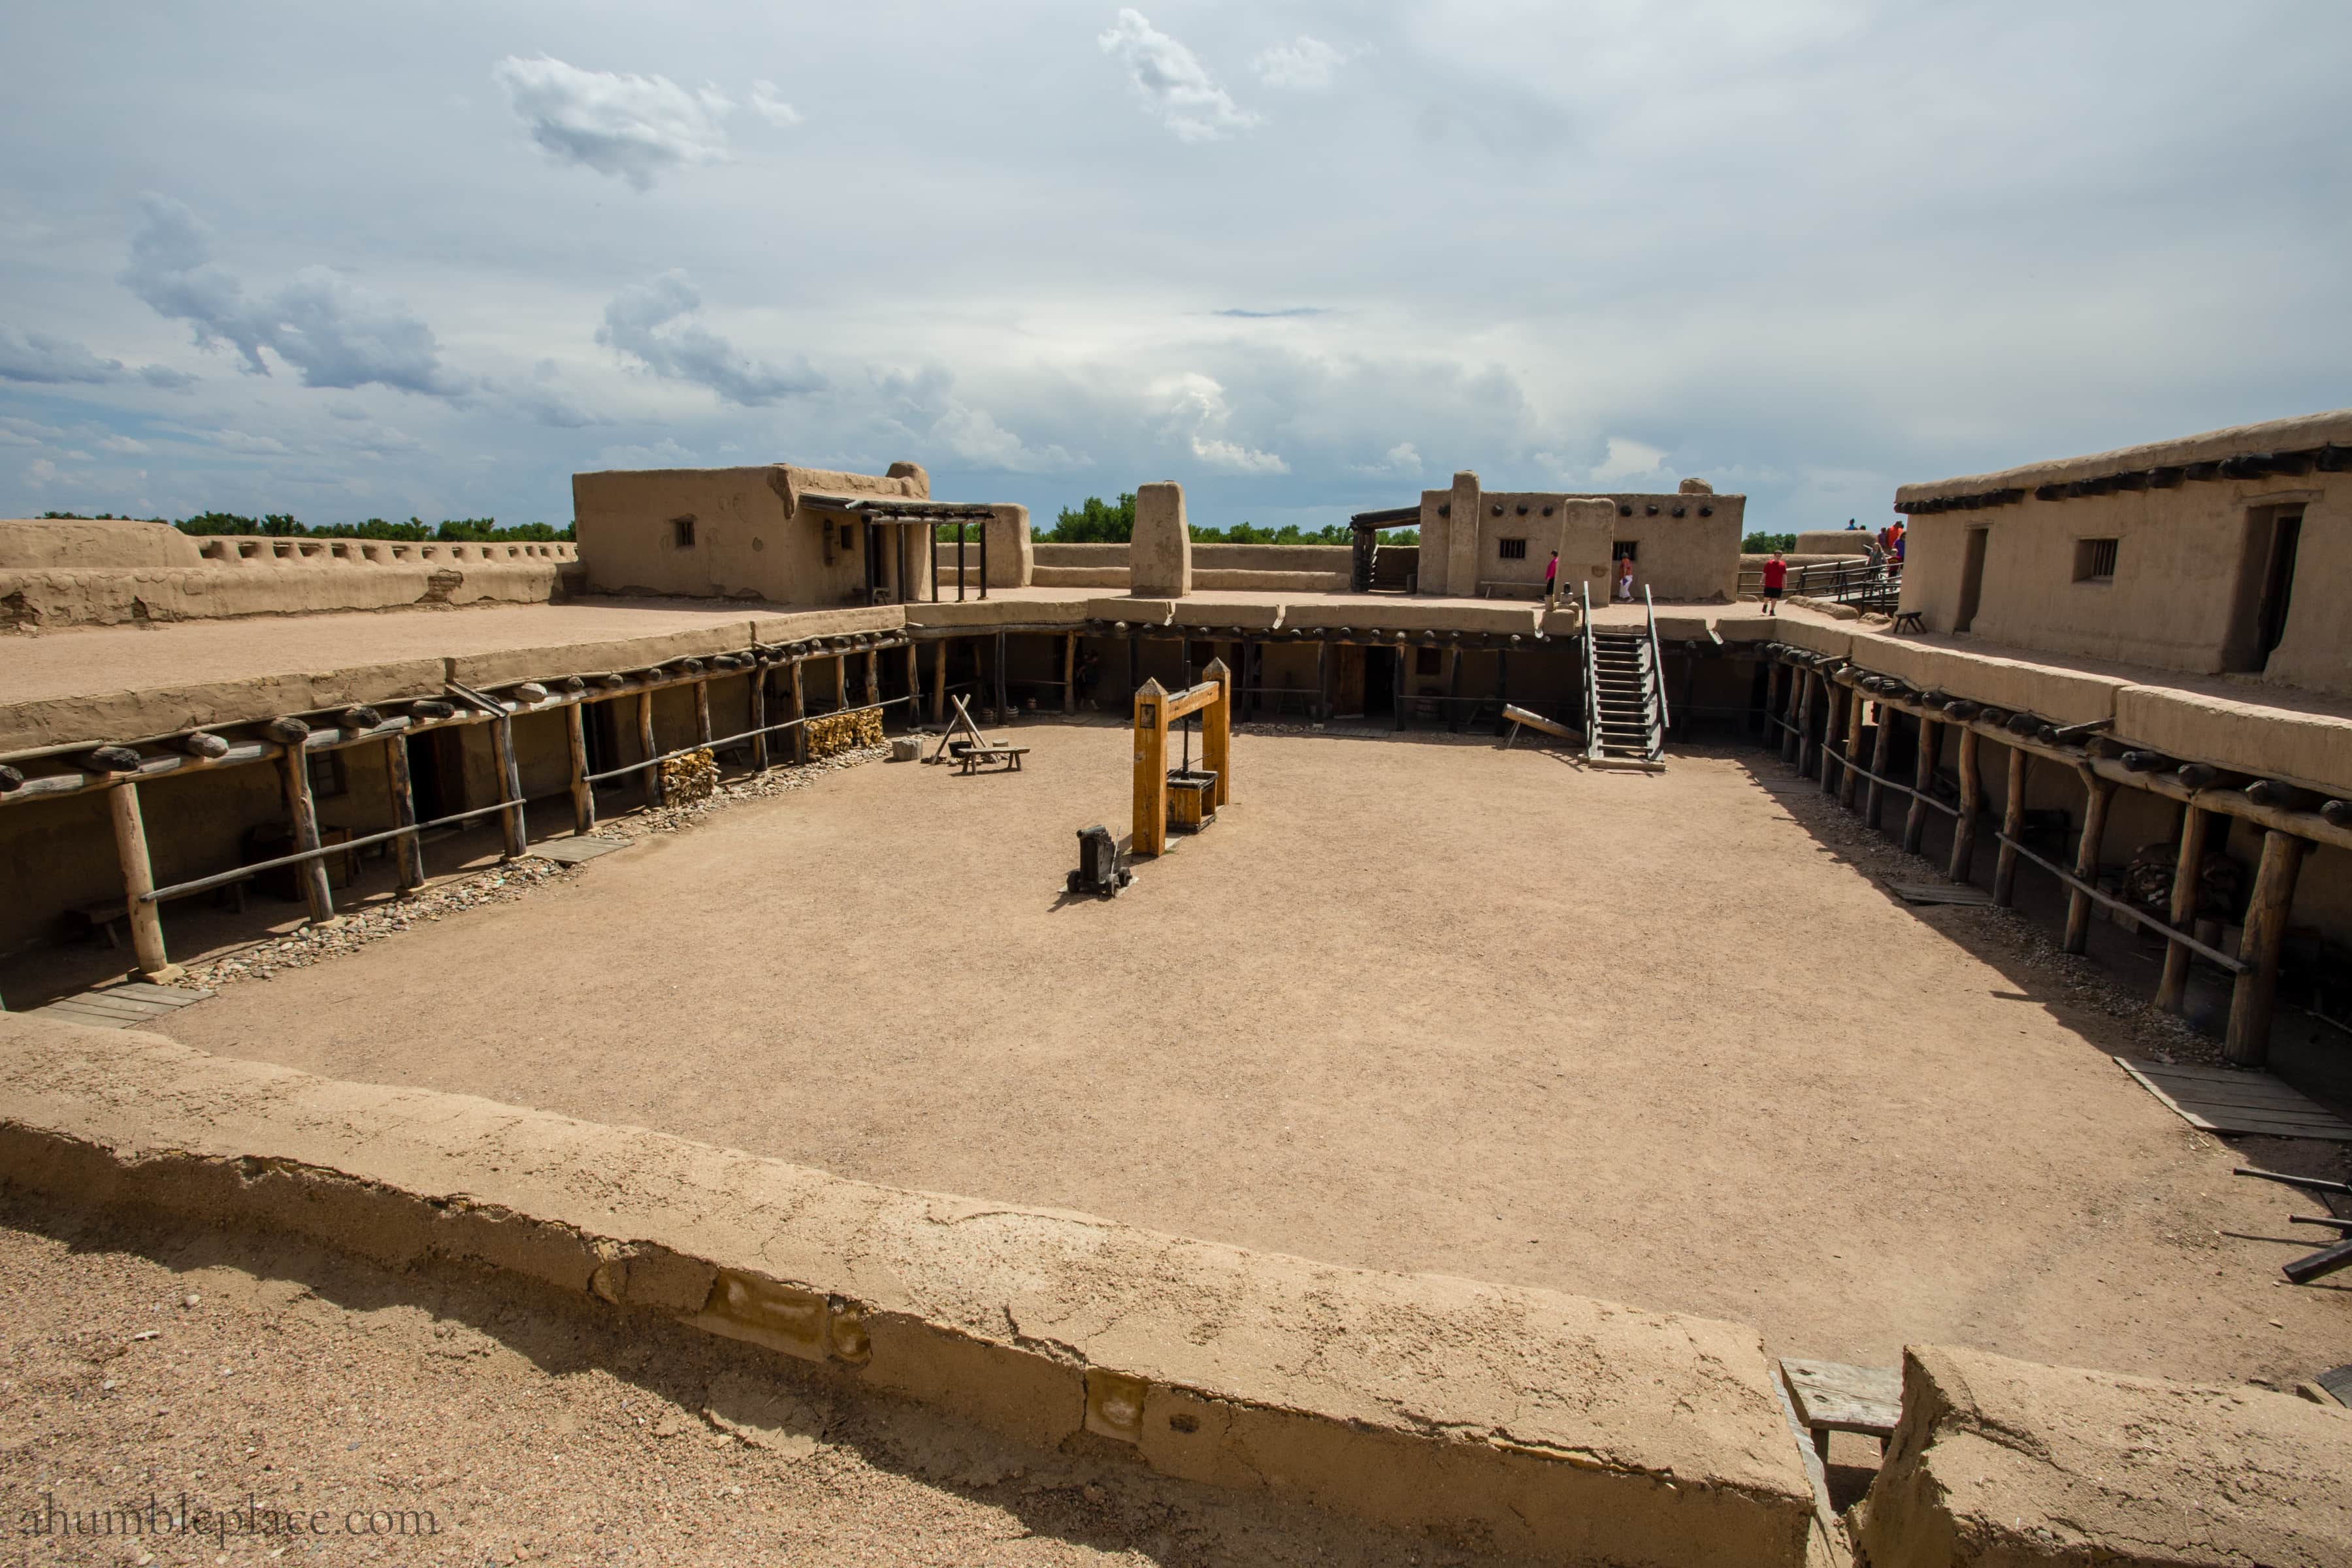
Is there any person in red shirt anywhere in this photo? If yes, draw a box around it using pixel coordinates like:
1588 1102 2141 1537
1760 550 1788 614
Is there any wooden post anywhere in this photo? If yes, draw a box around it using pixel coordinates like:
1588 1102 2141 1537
1948 725 1982 884
832 653 848 713
789 660 808 764
1764 661 1785 747
1392 644 1406 732
106 778 178 979
2224 828 2308 1067
864 649 880 709
694 679 713 747
493 715 527 858
638 689 665 806
1787 665 1811 766
2155 804 2210 1012
956 527 967 602
1445 647 1463 733
1840 687 1867 809
906 642 923 728
1495 647 1511 735
1315 637 1330 721
1904 718 1938 855
1063 632 1078 715
930 640 947 726
996 629 1010 721
564 703 596 835
749 666 770 771
1201 658 1232 808
386 734 427 890
1993 743 2028 906
2063 772 2116 953
1818 678 1846 793
1864 701 1895 827
1132 679 1169 857
279 745 335 923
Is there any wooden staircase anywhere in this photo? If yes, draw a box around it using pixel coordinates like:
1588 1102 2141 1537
1578 584 1668 770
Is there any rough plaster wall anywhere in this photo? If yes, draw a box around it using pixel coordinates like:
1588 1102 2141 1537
984 505 1032 589
0 518 204 569
2261 482 2349 696
1445 473 1482 596
1129 484 1191 598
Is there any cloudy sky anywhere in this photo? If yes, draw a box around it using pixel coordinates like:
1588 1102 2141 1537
3 3 2346 534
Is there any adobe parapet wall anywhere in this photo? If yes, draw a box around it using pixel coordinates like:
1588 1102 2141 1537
0 1015 1821 1568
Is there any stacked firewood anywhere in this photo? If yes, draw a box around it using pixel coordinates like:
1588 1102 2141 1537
2120 842 2244 917
805 710 884 758
661 747 719 803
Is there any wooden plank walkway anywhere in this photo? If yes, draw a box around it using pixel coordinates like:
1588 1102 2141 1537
2114 1056 2352 1141
27 981 213 1032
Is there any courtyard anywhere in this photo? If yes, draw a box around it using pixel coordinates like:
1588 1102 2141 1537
142 719 2344 1394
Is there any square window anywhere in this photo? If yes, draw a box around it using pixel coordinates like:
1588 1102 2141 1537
306 749 347 800
840 522 856 549
671 515 696 548
1612 541 1639 562
1497 536 1527 560
2074 538 2118 581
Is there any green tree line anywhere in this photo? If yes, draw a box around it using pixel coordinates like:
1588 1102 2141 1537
1042 493 1414 546
41 510 574 542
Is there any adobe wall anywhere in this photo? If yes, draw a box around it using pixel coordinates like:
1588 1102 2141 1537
966 542 1348 593
1895 469 2345 698
1853 1345 2349 1568
0 1017 1822 1568
1416 477 1742 602
0 517 205 568
1793 531 1873 556
573 463 931 606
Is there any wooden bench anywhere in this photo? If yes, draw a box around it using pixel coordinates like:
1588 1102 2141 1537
1890 611 1925 634
1778 1358 1901 1464
75 872 253 949
951 740 1028 775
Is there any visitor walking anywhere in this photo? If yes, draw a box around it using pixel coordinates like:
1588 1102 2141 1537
1544 549 1559 602
1760 551 1787 614
1614 554 1635 602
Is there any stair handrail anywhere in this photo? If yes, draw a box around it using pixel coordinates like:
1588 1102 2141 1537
1644 585 1668 760
1579 580 1601 763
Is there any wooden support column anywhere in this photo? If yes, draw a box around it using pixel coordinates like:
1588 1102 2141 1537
106 777 178 979
2063 772 2116 953
1127 629 1141 700
788 660 808 764
386 734 427 890
1063 632 1078 715
1840 687 1867 809
564 704 596 836
1202 658 1232 808
1864 702 1896 827
1445 647 1463 732
1993 743 2028 906
1904 718 1938 855
638 689 665 806
1315 638 1330 721
694 679 713 748
749 667 770 771
1391 644 1406 732
1495 647 1511 736
864 649 880 709
2155 804 2210 1012
996 629 1010 721
1818 678 1846 792
930 641 947 726
1132 679 1169 857
906 642 923 728
1787 664 1811 766
493 715 527 858
1764 661 1785 746
279 745 335 923
1948 726 1982 884
2225 829 2308 1067
832 654 848 713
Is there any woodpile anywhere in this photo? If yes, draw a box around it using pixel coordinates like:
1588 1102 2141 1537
804 710 883 759
661 747 719 804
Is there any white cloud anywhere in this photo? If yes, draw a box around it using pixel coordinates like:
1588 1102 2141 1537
493 56 734 189
597 270 822 406
1590 435 1667 483
1252 36 1348 90
593 438 698 469
1160 371 1288 473
1098 10 1261 142
0 323 195 391
1352 440 1421 476
749 81 804 128
122 195 470 398
209 430 291 455
880 367 1085 474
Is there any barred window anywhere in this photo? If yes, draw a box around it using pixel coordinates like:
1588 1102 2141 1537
2074 538 2118 581
1498 537 1527 560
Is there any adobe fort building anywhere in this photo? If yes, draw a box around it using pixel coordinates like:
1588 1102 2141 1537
1 414 2347 1565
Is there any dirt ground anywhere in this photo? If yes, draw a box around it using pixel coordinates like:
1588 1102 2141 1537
0 1194 1510 1567
140 721 2349 1392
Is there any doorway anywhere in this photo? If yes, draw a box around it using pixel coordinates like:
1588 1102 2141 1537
1364 646 1398 717
2254 511 2302 668
408 729 466 825
1953 527 1989 632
